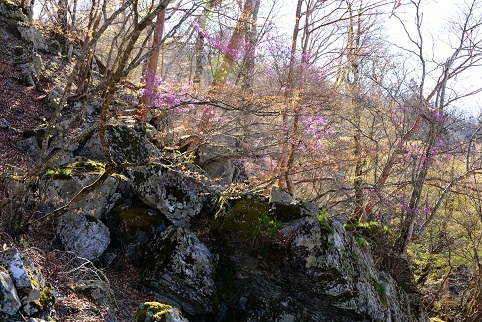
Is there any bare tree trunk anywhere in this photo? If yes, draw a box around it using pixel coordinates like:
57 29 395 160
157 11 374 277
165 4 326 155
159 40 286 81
57 0 69 53
75 0 101 96
198 0 256 133
349 5 365 222
240 0 260 93
67 0 78 61
277 0 302 193
139 8 166 108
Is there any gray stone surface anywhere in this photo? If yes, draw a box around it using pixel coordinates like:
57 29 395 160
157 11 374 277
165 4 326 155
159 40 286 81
57 211 111 261
0 248 54 317
130 165 210 228
0 270 21 315
141 226 217 315
56 176 119 261
209 196 426 322
105 123 161 164
0 117 10 129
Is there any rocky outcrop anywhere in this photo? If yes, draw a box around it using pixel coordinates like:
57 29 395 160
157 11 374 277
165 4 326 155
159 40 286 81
210 194 425 322
0 0 48 51
141 226 217 316
16 105 424 320
0 268 21 315
0 248 54 321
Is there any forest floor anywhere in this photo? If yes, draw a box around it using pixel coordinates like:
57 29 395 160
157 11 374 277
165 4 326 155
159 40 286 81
0 25 154 322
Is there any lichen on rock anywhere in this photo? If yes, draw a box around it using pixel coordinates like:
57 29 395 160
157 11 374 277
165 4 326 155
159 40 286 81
105 122 161 164
130 165 211 228
56 176 120 261
0 248 54 319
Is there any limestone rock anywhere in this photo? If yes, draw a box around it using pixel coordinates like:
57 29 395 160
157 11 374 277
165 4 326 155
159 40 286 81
16 22 48 52
0 0 27 21
57 211 111 262
11 46 38 86
0 269 21 315
0 248 41 302
141 226 217 315
0 117 9 129
135 302 188 322
105 204 166 246
77 131 104 160
71 176 119 219
56 176 119 261
268 187 292 205
0 248 54 318
105 123 161 164
15 136 39 155
268 187 319 221
130 165 210 228
211 196 425 322
45 87 64 110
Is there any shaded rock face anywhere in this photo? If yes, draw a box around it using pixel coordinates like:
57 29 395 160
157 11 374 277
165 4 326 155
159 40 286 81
0 248 54 320
56 176 119 261
106 123 161 164
141 226 217 316
104 204 167 263
73 280 110 305
198 137 246 186
130 166 211 228
210 196 425 322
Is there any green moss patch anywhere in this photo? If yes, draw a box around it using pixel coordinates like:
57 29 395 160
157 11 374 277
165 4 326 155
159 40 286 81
135 302 172 322
212 198 280 252
45 160 106 179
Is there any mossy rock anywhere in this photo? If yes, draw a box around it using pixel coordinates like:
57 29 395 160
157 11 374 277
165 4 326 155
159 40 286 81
108 205 164 245
45 159 106 179
135 302 172 322
73 280 110 305
106 123 160 164
26 285 55 316
212 198 281 252
0 0 26 21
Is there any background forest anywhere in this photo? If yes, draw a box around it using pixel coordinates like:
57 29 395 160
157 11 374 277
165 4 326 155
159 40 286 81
2 0 482 320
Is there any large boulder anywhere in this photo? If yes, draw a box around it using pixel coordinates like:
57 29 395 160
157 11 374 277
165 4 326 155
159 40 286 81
0 0 26 21
141 226 217 315
104 204 167 263
130 165 211 228
56 176 120 261
73 280 110 305
0 0 48 51
76 122 161 163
